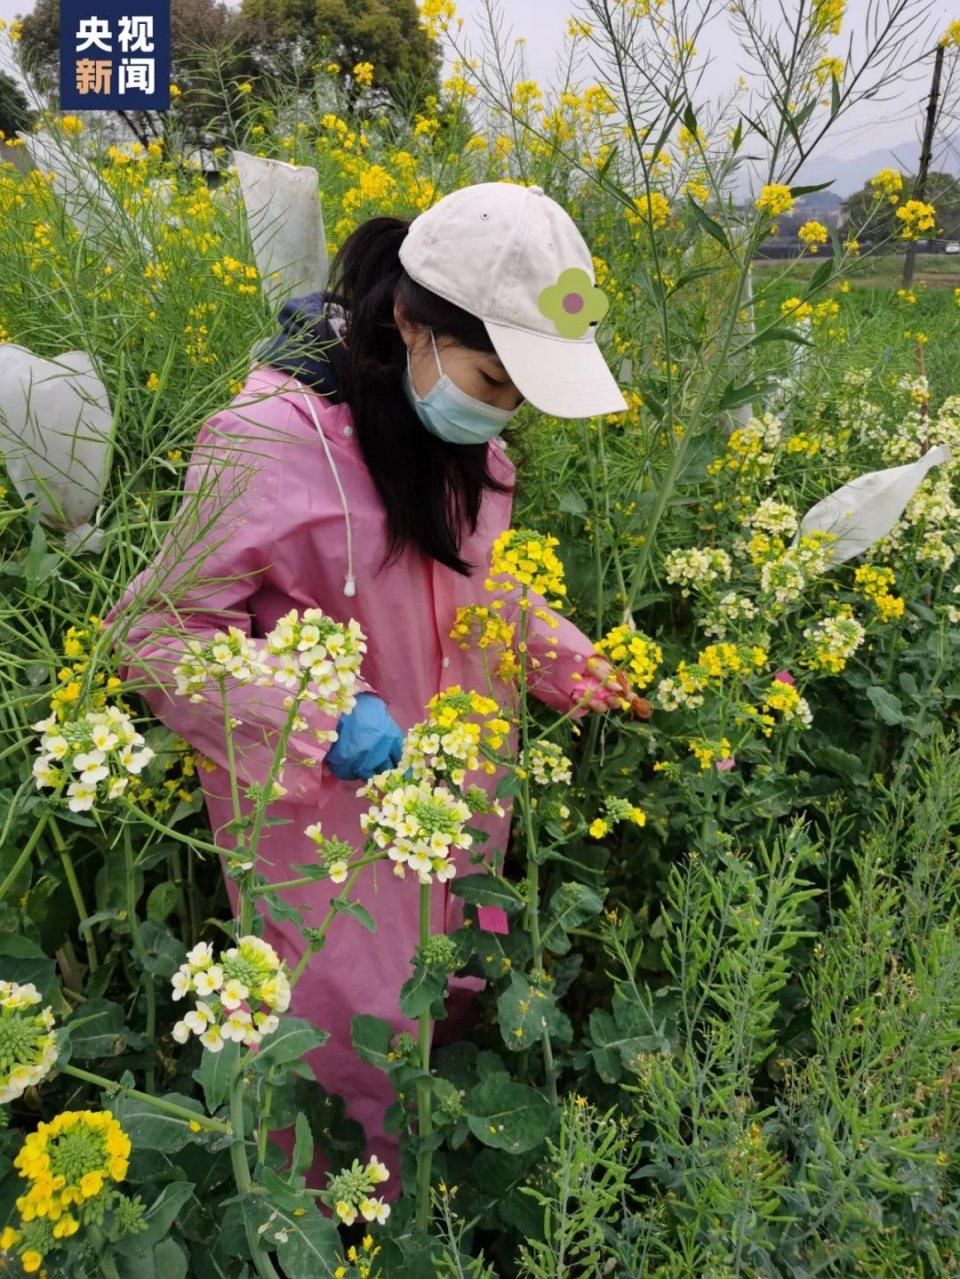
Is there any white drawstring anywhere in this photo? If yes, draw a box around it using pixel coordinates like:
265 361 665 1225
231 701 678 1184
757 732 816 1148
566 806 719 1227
291 381 357 598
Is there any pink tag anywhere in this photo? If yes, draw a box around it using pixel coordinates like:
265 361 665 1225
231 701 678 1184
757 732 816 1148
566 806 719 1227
477 905 509 935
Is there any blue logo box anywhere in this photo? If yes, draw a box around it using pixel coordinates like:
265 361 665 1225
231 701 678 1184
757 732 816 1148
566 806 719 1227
60 2 170 111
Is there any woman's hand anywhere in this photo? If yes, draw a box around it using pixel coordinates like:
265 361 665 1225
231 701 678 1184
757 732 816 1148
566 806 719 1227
579 655 636 714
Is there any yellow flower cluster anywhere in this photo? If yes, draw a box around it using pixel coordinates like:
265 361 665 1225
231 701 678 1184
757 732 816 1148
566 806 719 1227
940 19 960 45
588 794 648 838
420 0 459 40
402 685 512 784
896 199 936 240
656 643 767 711
755 184 794 217
688 736 733 770
486 528 567 607
799 608 866 673
798 220 829 253
761 678 813 728
811 0 845 35
334 1232 382 1279
869 168 903 204
449 604 518 681
13 1110 132 1251
595 624 662 688
352 62 375 88
780 297 813 323
854 564 905 621
699 642 768 679
626 190 671 231
813 56 844 85
210 255 258 294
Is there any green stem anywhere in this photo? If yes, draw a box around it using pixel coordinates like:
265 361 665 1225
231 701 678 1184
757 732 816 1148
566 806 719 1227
622 249 756 619
518 601 558 1107
866 631 901 777
257 1083 273 1165
415 880 434 1232
62 1064 231 1133
252 852 383 896
287 861 372 990
91 1233 122 1279
230 1072 282 1279
0 808 51 901
48 819 99 972
119 798 234 856
122 824 156 1093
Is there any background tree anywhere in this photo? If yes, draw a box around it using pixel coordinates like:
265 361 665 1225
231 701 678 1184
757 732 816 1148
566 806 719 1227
0 70 35 136
841 169 960 243
238 0 441 115
15 0 257 154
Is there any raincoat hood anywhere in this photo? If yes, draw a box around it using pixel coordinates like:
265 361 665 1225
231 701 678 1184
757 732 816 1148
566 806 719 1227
250 290 350 402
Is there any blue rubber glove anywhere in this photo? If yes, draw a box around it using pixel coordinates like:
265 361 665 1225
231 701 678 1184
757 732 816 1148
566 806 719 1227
325 693 405 781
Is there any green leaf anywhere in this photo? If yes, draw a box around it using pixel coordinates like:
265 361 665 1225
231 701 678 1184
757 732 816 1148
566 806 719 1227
466 1076 555 1153
114 1182 196 1255
718 378 771 410
251 1017 329 1074
685 195 731 252
546 881 604 932
140 919 187 979
558 488 587 515
67 998 143 1058
259 1166 316 1213
330 897 376 933
451 874 524 913
667 264 726 295
635 264 666 308
105 1092 206 1153
292 1112 313 1177
351 1014 394 1071
497 971 571 1053
682 102 698 137
0 934 57 999
399 963 447 1020
867 685 904 725
742 112 770 143
114 1238 190 1279
145 882 180 924
596 142 618 183
830 72 841 119
804 744 870 786
790 180 836 197
193 1040 242 1112
806 257 834 294
243 1198 341 1278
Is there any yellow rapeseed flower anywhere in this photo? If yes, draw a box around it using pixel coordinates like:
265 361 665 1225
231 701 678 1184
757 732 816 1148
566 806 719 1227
755 183 794 216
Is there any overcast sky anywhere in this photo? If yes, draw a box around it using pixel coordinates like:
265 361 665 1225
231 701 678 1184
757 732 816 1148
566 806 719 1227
0 0 953 164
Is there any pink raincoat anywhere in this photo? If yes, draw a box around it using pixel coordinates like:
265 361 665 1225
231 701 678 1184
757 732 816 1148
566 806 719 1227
103 364 610 1193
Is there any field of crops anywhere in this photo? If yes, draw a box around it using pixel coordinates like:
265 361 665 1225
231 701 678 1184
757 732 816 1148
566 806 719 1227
0 1 959 1276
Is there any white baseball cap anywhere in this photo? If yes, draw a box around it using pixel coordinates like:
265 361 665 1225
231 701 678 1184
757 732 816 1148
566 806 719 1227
398 181 629 419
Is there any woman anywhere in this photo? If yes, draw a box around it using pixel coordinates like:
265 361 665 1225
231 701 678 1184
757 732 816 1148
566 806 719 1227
103 180 635 1193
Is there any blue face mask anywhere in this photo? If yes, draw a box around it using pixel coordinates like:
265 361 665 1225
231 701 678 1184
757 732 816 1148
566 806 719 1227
402 328 520 445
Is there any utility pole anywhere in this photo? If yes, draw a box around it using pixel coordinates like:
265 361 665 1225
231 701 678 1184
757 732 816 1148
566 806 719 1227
903 41 945 287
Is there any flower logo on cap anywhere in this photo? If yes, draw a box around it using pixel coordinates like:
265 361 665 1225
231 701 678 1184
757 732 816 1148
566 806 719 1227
537 267 609 339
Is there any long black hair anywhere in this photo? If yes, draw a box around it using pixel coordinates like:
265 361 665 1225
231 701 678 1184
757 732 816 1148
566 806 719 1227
324 216 521 578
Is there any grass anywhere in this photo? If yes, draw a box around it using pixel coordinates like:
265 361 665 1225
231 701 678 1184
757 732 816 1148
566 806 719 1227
753 251 960 289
